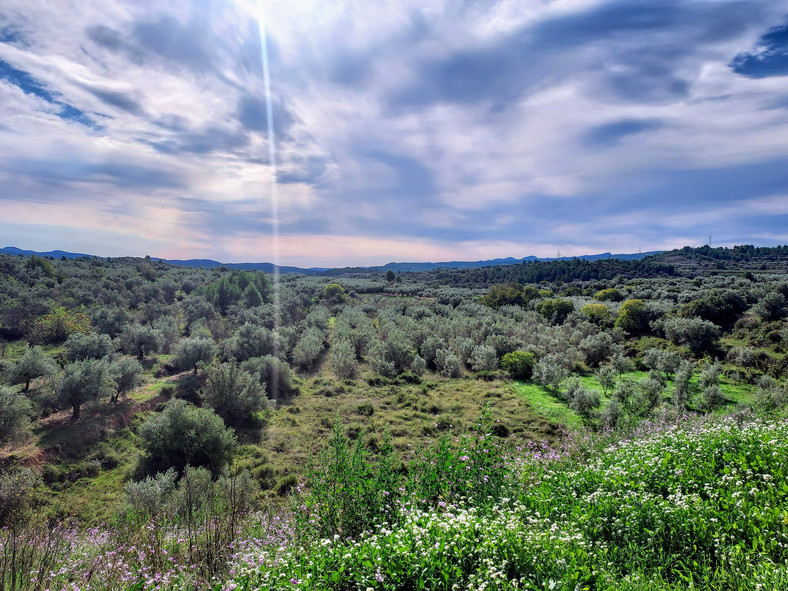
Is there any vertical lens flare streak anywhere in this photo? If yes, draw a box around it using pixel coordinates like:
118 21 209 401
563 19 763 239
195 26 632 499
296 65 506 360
256 0 281 397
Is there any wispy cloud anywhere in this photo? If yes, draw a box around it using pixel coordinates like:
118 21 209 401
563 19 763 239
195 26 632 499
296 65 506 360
1 0 787 265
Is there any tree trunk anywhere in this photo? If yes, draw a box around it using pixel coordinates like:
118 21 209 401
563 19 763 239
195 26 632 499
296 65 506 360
24 378 30 393
72 402 81 420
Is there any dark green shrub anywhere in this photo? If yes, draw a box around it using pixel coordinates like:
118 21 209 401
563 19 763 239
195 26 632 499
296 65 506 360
277 475 298 497
500 351 536 380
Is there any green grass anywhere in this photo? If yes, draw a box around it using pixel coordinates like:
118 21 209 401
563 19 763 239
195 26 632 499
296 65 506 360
511 381 583 428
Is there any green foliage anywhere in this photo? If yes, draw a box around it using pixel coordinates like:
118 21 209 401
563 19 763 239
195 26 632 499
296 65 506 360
28 306 91 344
659 316 720 355
9 345 56 392
755 291 787 321
139 399 236 476
118 323 163 360
240 355 296 399
481 283 539 309
57 357 113 419
615 299 650 335
563 377 601 419
109 357 143 402
593 288 624 302
500 351 536 380
233 323 275 361
124 468 178 517
330 338 357 379
578 331 617 367
64 331 114 362
0 386 33 445
469 344 498 372
581 302 614 327
203 270 270 314
24 255 57 279
322 283 347 304
298 418 399 539
533 353 569 392
173 336 215 374
536 298 574 324
0 467 39 527
679 290 746 327
199 360 266 426
292 326 324 370
435 347 462 377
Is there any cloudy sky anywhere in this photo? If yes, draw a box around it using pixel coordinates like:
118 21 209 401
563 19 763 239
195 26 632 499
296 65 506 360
1 0 788 266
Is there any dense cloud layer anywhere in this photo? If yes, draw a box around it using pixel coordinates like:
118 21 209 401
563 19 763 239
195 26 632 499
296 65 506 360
1 0 788 266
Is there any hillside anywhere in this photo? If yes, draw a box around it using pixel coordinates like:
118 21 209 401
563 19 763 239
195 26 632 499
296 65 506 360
0 246 787 589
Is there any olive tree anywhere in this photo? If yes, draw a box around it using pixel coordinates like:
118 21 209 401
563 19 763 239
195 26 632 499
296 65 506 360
65 331 114 362
0 386 33 445
139 399 236 476
57 358 113 419
118 323 163 360
533 354 569 393
173 336 216 374
109 357 144 403
199 360 266 426
659 317 720 355
9 346 56 393
292 327 324 370
469 344 498 372
330 338 358 380
240 355 296 399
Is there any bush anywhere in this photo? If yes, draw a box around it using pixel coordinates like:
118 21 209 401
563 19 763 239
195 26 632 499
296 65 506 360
292 327 324 370
615 299 650 335
581 303 614 327
0 467 39 527
500 351 536 380
173 336 216 374
0 386 33 445
536 298 574 324
435 348 462 378
125 468 178 517
57 358 113 419
27 306 91 344
469 344 498 372
330 338 357 380
65 331 114 362
593 288 624 302
9 346 56 393
659 317 720 355
139 399 236 476
240 355 296 399
199 360 266 426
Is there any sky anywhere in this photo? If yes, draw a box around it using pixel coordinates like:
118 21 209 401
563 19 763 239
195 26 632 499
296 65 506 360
1 0 788 267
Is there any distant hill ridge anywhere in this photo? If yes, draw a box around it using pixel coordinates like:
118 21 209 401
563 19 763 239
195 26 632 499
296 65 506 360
1 246 662 274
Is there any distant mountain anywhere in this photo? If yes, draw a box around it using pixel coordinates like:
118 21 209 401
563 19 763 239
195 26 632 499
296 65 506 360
0 246 95 259
160 258 330 275
367 251 662 273
1 246 662 274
